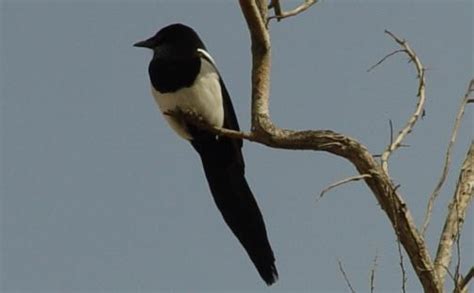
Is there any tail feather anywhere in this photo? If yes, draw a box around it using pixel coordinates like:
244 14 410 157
191 137 278 285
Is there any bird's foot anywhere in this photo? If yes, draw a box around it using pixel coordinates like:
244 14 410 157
164 107 211 130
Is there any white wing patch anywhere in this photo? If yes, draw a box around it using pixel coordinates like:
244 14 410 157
197 48 216 66
151 54 224 140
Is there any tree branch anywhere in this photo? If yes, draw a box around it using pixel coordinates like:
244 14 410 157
379 30 427 175
237 1 441 291
239 0 271 132
434 142 474 286
423 79 474 235
367 49 405 73
460 267 474 292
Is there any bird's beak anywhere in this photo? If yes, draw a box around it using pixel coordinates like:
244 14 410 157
133 38 153 48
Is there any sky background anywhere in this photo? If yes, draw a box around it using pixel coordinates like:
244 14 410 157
1 0 472 292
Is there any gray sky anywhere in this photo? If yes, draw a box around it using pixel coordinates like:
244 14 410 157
1 0 472 292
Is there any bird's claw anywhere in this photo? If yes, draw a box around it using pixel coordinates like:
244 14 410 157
165 108 207 127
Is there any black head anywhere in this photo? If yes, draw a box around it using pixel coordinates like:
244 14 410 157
134 23 205 58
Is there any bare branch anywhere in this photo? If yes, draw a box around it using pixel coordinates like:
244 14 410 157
238 3 441 291
338 259 357 293
318 174 372 201
434 142 474 285
367 49 406 72
423 79 474 235
164 108 254 141
389 119 394 146
369 251 378 293
460 267 474 291
267 0 318 23
238 0 271 132
380 30 427 175
396 236 408 293
443 264 458 288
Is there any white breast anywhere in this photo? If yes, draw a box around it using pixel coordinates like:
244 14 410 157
151 57 224 140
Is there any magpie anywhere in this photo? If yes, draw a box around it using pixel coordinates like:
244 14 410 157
134 23 278 285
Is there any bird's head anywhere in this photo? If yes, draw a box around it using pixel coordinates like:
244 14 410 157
134 23 205 59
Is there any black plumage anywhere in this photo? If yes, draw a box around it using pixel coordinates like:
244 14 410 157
134 23 278 285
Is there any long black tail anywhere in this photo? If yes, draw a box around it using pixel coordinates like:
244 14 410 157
191 136 278 285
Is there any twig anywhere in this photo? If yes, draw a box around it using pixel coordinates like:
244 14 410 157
367 49 406 72
422 79 474 235
267 0 318 23
460 267 474 291
441 265 466 293
369 251 378 293
317 174 372 201
380 30 427 175
397 235 408 293
338 259 357 293
389 119 394 146
442 264 458 289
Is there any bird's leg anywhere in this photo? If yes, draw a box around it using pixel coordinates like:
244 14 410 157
164 107 212 131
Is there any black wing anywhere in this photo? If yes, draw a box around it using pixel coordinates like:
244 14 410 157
190 53 278 284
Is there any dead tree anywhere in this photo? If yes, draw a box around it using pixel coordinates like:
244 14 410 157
177 1 473 291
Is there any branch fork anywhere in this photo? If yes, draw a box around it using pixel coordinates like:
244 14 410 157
174 2 472 291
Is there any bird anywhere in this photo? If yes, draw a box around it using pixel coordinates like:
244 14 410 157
134 23 278 285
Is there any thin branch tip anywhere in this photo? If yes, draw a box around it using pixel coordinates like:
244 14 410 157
318 174 372 201
338 259 357 293
369 251 378 293
367 49 405 72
